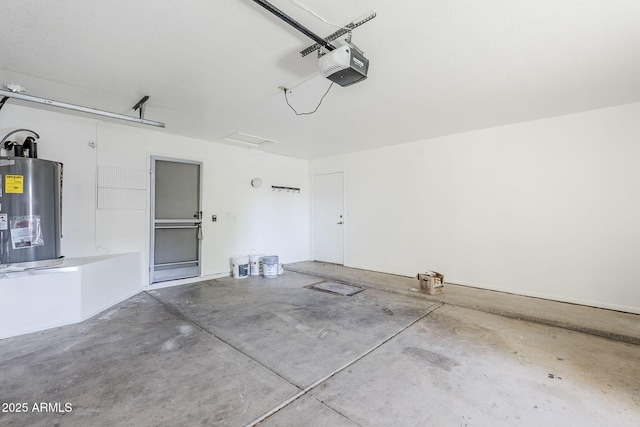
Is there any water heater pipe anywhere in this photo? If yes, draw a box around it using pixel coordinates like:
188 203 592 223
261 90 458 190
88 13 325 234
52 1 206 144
1 128 39 146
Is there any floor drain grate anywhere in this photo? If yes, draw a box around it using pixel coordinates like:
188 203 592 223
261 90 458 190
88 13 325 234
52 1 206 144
305 281 365 296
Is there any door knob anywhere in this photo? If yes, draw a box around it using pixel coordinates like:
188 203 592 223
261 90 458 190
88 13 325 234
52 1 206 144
337 221 343 224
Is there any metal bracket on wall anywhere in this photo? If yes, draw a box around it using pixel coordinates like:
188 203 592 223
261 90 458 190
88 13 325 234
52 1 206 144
132 95 150 120
272 185 301 193
300 10 377 57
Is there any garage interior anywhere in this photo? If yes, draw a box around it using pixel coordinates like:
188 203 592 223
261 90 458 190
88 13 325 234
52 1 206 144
1 1 640 426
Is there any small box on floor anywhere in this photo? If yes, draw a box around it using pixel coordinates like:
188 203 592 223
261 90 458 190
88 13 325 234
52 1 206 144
416 271 444 295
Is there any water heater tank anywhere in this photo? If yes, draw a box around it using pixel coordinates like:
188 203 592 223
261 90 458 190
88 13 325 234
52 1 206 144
0 157 63 267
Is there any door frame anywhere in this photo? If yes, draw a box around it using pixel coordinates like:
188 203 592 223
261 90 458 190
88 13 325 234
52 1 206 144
311 171 346 265
149 156 203 285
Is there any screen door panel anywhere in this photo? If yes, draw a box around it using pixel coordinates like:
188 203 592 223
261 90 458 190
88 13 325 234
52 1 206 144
155 160 200 220
150 158 202 284
153 228 199 265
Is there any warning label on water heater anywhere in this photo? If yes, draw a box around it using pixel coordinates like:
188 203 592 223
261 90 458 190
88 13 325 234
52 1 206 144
10 215 44 249
5 175 24 194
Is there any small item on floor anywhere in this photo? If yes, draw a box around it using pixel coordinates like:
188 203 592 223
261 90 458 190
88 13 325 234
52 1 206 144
263 255 279 278
232 256 250 279
249 252 263 276
416 270 444 295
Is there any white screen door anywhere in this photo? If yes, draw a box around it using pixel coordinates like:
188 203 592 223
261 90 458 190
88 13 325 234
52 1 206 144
150 157 202 284
312 172 344 264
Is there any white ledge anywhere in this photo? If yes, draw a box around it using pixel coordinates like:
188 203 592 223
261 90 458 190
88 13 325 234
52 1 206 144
0 253 142 339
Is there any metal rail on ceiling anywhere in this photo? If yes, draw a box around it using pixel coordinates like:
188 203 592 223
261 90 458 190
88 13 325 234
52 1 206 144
0 89 165 128
251 0 337 51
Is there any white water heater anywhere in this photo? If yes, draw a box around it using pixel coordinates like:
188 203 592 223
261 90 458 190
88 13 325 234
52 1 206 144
0 157 63 267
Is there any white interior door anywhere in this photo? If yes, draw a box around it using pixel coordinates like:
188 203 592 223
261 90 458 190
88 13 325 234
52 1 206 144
312 172 344 264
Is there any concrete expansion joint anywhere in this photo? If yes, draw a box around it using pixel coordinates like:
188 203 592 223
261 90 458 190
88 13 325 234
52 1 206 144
308 395 365 427
245 303 443 427
144 291 216 337
144 290 302 392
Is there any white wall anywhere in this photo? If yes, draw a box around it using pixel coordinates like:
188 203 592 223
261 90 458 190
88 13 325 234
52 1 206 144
0 104 310 286
310 102 640 314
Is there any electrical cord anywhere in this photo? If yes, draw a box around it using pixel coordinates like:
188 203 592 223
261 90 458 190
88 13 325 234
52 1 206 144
284 82 334 115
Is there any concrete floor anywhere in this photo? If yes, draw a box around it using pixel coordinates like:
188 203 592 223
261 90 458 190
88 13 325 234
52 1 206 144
1 265 639 426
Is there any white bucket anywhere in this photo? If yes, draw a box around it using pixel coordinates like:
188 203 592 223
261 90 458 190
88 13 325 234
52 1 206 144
249 254 263 276
232 256 250 279
262 255 279 279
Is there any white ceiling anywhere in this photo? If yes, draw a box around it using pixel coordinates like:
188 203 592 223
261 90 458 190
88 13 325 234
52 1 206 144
1 0 639 159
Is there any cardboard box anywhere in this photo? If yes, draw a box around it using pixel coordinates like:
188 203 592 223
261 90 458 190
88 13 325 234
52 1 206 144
416 271 444 295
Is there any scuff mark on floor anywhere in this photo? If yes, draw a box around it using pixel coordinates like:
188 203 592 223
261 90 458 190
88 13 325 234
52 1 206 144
403 346 460 372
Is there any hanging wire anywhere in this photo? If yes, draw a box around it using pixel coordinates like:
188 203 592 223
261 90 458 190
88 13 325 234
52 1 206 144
289 0 351 30
284 82 334 116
